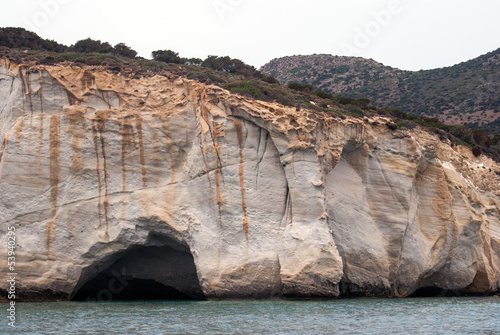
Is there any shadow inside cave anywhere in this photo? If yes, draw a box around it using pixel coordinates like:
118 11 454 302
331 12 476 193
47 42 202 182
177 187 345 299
71 245 205 301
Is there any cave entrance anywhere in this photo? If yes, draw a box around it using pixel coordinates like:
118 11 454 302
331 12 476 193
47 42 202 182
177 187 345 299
71 245 205 301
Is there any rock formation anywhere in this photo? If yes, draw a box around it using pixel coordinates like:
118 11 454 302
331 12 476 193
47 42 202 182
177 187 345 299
0 59 499 300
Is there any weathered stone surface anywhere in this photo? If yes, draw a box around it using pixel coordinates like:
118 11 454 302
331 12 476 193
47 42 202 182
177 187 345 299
0 60 498 300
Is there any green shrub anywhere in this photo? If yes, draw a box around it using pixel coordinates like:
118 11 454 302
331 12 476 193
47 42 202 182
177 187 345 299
112 43 137 58
185 57 203 66
345 104 365 117
152 50 183 64
0 27 66 52
337 96 354 105
224 81 261 99
288 82 313 92
472 129 491 147
70 38 112 54
315 90 334 100
262 75 279 84
472 146 482 157
387 122 398 130
202 55 259 77
450 126 474 145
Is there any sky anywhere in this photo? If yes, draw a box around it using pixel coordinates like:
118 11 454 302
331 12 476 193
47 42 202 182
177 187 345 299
1 0 499 71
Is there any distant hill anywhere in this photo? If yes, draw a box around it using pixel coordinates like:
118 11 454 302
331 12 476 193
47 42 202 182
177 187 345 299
261 49 500 133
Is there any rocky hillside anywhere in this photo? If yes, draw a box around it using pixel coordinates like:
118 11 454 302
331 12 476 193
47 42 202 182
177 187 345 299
261 49 500 133
0 58 499 301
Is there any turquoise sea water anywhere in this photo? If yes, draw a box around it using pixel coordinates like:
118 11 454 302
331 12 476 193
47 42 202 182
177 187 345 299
2 297 499 334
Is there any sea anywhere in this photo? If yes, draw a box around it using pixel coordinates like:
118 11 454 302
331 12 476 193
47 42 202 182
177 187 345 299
2 297 499 334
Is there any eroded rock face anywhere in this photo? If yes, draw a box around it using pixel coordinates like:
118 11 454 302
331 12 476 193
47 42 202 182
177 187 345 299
0 60 499 300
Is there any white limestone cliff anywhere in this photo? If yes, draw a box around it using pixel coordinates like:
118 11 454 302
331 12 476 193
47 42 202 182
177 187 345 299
0 60 498 300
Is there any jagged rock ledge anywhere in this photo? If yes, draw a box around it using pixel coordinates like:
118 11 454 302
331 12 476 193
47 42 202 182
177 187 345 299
0 59 499 301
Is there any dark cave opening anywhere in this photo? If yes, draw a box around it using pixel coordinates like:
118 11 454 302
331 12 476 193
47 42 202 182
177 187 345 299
71 245 205 301
72 276 192 301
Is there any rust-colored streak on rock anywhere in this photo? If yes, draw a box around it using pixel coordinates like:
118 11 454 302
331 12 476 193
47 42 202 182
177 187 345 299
214 163 223 226
100 91 112 109
15 117 24 145
432 168 453 219
18 68 26 96
38 71 44 114
80 70 96 90
193 97 221 272
213 152 223 274
193 99 213 193
118 115 135 217
183 112 189 146
65 89 80 106
213 121 226 188
160 114 176 184
37 114 45 179
198 133 213 191
211 121 226 228
67 109 86 173
47 114 60 254
150 116 161 185
119 122 127 190
119 121 127 217
233 119 249 241
91 120 103 230
135 115 147 188
27 73 34 111
97 118 110 237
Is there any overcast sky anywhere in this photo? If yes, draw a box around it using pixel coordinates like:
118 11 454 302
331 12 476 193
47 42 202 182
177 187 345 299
1 0 499 71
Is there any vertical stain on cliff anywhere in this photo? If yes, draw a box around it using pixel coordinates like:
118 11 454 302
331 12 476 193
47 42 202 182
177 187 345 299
233 119 249 242
47 114 60 254
37 114 45 179
19 68 34 115
80 71 96 91
15 117 24 145
66 89 80 106
100 91 112 109
67 108 86 173
194 97 222 274
91 120 103 231
160 114 176 184
193 100 213 193
91 114 111 237
97 117 110 237
214 163 223 225
135 114 147 188
118 115 137 217
210 119 228 269
119 120 127 217
38 71 44 114
183 112 189 146
150 116 161 186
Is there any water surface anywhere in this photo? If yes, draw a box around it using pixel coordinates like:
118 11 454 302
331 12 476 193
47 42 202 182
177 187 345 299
3 297 499 334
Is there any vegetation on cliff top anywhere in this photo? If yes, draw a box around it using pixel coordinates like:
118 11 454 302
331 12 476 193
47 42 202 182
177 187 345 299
1 27 498 161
